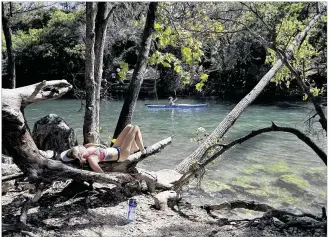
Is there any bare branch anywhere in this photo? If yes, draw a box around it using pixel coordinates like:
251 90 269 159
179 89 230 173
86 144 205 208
174 122 326 190
105 3 118 22
275 48 327 132
2 172 24 182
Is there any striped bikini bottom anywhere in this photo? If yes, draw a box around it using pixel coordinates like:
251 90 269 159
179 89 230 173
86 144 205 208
100 146 121 161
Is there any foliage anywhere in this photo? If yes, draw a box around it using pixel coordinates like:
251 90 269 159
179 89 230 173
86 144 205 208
239 2 327 100
148 2 226 91
118 62 129 80
1 2 326 102
2 5 85 87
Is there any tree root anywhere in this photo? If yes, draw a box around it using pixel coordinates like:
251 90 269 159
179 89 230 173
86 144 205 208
201 200 326 232
20 182 45 225
2 172 25 182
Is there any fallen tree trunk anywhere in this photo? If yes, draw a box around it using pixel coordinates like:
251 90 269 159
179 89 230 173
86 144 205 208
98 136 172 173
2 80 176 228
2 80 130 186
2 80 175 191
175 5 327 174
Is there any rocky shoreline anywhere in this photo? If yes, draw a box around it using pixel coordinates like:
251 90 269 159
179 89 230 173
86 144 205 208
2 180 326 237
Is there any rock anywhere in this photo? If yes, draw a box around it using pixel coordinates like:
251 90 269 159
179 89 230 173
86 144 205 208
2 164 24 195
32 114 78 153
155 169 182 188
2 154 13 164
2 163 21 176
153 190 179 211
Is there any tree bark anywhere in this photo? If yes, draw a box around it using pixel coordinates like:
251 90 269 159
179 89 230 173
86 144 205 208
2 81 72 178
84 3 117 144
83 2 97 144
175 8 327 174
2 2 16 89
94 3 117 138
113 2 158 139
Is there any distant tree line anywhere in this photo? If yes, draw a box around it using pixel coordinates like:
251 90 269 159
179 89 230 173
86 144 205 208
2 2 327 102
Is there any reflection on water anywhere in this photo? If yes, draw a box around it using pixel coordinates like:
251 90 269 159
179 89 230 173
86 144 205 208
25 98 327 214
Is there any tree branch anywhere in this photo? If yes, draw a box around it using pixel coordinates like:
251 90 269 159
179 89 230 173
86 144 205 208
174 122 326 190
105 3 118 22
2 172 24 182
202 200 324 224
275 48 327 132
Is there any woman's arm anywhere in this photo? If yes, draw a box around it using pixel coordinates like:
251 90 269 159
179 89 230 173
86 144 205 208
87 155 104 173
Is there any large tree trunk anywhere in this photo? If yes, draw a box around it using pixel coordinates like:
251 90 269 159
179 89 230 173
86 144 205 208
2 2 16 89
94 3 117 137
113 2 158 139
83 2 97 144
175 7 327 174
84 3 117 144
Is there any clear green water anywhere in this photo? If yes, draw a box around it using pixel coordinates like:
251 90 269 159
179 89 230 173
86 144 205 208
25 98 327 214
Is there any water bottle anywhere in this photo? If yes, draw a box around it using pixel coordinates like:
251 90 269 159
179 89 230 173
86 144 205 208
127 199 137 222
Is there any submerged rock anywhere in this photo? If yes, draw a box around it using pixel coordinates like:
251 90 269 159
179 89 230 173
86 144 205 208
277 174 311 193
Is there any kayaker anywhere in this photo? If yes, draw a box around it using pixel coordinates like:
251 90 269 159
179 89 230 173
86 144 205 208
168 96 177 105
60 124 147 173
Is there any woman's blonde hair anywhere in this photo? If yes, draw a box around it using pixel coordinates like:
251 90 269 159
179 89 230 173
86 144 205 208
67 146 86 166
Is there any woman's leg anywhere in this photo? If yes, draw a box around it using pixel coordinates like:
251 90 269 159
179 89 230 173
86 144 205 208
120 125 145 159
131 140 139 153
113 124 133 147
119 126 138 159
134 125 145 152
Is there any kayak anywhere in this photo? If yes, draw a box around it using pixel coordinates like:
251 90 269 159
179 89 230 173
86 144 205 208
145 104 208 109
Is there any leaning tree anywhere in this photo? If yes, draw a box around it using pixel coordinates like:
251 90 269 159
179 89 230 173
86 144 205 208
175 3 327 174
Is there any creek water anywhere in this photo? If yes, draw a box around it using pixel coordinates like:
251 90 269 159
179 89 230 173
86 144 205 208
25 98 327 214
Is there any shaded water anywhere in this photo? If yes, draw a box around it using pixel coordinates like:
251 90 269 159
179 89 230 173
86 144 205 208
25 98 327 214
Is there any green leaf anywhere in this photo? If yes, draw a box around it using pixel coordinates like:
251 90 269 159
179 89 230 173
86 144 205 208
285 81 290 88
154 23 162 30
162 62 171 67
303 94 308 101
163 27 172 36
196 82 204 92
200 73 209 81
174 65 182 73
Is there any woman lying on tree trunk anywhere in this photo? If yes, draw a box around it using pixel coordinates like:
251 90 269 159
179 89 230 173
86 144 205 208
60 124 147 173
